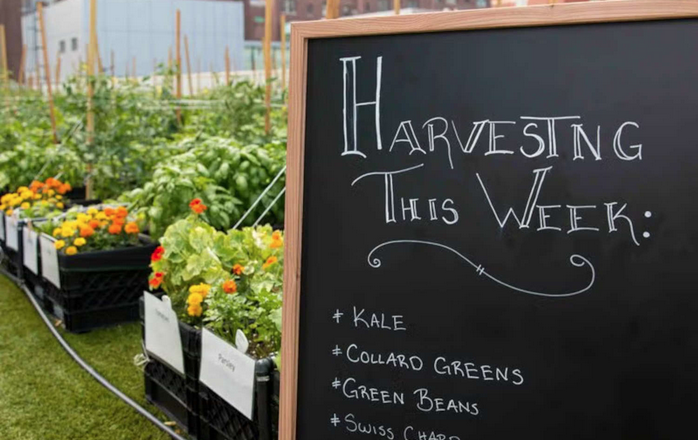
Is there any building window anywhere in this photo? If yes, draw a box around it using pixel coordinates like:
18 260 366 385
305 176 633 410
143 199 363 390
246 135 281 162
342 4 350 15
71 37 78 51
377 0 388 10
307 2 314 14
322 0 326 16
59 40 66 53
285 0 296 13
365 2 371 11
408 0 417 7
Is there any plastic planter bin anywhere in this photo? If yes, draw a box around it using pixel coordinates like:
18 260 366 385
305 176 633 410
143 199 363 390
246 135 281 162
42 234 157 333
139 296 202 437
2 215 24 277
145 357 200 437
21 223 50 309
198 358 278 440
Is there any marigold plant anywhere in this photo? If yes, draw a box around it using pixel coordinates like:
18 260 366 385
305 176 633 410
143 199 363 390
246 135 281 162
40 205 144 255
0 177 71 219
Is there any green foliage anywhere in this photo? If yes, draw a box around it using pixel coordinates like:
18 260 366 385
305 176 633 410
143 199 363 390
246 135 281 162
152 214 283 359
124 135 285 239
0 142 83 192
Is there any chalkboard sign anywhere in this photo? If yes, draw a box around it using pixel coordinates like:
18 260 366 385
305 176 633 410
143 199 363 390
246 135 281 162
281 2 698 440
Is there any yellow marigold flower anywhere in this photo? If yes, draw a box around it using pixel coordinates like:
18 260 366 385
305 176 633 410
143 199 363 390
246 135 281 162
55 195 63 200
187 292 203 306
9 198 21 207
40 200 49 207
74 237 86 247
20 202 30 210
52 228 61 237
65 246 78 256
262 256 278 270
61 227 75 238
77 213 91 223
17 186 28 193
187 304 203 317
87 207 98 216
96 212 107 220
6 209 13 216
20 190 33 200
56 202 64 209
0 204 5 211
189 283 211 298
33 194 42 200
54 240 65 250
48 189 56 197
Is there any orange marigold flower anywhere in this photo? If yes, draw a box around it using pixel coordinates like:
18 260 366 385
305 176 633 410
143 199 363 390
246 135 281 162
30 180 44 191
88 219 101 229
124 222 140 234
104 207 115 217
79 225 95 238
112 217 126 226
108 223 122 234
272 231 282 241
232 264 244 276
58 183 72 195
151 246 165 262
262 256 278 270
116 206 128 218
222 279 237 294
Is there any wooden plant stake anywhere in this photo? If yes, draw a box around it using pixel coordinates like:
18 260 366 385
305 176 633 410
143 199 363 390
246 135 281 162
184 35 193 96
37 3 59 144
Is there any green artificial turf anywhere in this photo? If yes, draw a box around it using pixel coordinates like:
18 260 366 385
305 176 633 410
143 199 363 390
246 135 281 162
0 275 174 440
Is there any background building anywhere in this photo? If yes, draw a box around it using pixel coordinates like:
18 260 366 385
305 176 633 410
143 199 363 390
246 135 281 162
21 0 245 83
0 0 23 80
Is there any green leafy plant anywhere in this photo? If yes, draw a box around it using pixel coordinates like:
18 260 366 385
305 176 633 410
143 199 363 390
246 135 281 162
150 205 283 359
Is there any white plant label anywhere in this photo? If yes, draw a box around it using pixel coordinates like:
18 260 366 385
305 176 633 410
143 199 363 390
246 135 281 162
5 215 18 251
39 234 61 288
235 329 250 354
144 292 185 376
200 328 256 420
22 227 39 275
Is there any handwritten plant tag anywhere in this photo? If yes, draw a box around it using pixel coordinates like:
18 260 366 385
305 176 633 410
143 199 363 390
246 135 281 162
5 215 18 251
144 292 185 376
200 328 256 420
39 233 61 288
22 227 39 275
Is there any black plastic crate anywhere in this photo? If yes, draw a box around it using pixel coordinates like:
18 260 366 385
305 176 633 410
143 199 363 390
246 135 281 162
138 296 202 381
180 321 201 381
198 358 277 440
49 296 141 333
145 356 200 437
2 219 24 277
43 241 158 333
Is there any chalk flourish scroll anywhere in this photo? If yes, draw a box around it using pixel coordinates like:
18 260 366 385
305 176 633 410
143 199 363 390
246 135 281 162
367 240 595 298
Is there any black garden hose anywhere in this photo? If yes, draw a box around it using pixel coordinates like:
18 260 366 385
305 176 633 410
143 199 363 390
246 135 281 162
1 267 189 440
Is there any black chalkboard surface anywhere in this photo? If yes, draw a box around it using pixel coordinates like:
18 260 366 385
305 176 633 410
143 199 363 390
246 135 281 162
284 6 698 440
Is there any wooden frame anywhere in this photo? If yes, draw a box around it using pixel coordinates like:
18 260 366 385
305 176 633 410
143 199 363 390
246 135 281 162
280 1 698 439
